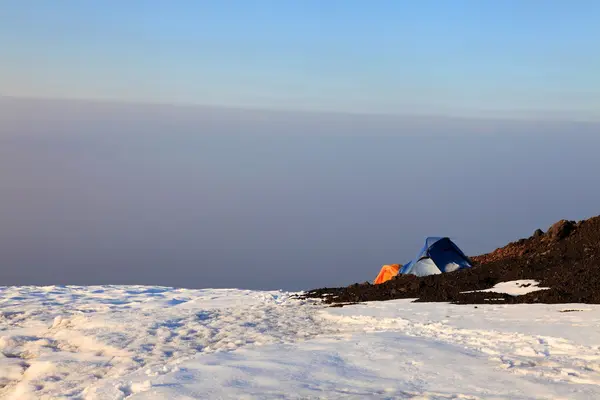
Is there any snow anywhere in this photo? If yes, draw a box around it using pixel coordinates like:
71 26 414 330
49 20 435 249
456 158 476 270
461 280 551 296
1 286 600 399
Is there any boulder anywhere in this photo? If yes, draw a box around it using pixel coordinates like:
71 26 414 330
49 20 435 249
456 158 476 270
532 229 544 238
547 219 576 240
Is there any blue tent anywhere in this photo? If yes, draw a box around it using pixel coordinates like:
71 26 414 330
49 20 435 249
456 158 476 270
399 237 472 277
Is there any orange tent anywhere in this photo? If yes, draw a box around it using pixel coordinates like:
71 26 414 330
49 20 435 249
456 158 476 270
373 264 401 284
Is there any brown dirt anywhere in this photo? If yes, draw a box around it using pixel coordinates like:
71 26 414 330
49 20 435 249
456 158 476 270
301 215 600 305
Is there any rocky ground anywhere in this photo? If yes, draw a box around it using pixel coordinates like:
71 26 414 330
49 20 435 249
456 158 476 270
302 215 600 305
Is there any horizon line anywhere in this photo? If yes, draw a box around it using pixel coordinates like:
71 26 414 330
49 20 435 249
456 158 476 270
2 94 599 125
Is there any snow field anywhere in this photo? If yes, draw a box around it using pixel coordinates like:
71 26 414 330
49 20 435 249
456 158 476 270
1 285 600 399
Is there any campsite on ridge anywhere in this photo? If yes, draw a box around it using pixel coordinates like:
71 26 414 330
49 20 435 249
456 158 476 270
303 214 600 306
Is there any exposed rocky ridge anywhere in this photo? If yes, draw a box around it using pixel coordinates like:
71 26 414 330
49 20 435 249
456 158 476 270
302 215 600 305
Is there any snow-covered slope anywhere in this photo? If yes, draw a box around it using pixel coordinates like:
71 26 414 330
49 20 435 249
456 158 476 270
1 286 600 399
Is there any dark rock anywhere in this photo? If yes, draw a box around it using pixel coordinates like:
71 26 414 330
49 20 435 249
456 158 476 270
533 229 544 238
547 219 576 241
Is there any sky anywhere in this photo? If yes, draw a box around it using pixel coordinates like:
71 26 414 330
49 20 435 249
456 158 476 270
1 2 600 290
1 0 599 119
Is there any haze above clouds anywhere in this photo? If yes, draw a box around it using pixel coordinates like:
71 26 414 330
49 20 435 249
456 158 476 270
1 97 599 290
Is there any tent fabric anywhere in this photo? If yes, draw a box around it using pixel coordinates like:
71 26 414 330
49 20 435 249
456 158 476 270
399 237 472 277
374 264 401 284
404 258 442 277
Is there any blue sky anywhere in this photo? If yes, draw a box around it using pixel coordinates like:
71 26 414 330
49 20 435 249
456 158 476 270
1 0 599 118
